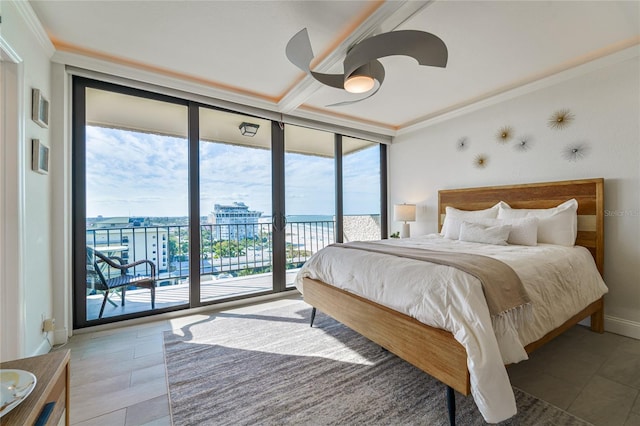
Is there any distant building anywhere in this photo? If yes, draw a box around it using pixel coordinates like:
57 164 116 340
89 217 129 228
87 216 150 228
208 202 262 241
86 218 168 272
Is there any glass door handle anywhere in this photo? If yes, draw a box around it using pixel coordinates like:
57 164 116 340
272 214 287 232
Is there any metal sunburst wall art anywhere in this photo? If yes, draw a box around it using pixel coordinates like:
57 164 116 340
457 137 468 151
474 154 488 168
515 136 532 152
496 126 513 143
563 143 590 162
548 109 575 130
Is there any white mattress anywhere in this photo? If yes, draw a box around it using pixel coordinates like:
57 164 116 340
294 234 608 423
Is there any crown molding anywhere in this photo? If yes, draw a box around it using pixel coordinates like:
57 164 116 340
289 107 395 139
53 50 279 112
53 49 396 140
0 35 22 63
11 0 55 57
397 39 640 137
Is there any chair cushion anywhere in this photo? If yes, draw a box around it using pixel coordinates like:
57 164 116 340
105 274 154 290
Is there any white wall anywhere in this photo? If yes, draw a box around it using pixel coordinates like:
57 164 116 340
390 55 640 338
0 0 55 360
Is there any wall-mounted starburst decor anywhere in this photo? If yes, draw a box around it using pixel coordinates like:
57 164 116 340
496 126 513 143
474 154 488 168
548 109 575 130
562 143 589 162
514 136 532 152
457 137 468 151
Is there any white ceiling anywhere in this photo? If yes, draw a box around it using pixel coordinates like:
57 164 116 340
29 0 640 135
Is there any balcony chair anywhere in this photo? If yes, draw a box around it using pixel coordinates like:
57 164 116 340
86 247 157 319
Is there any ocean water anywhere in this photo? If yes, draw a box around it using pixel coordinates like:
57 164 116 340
286 215 334 223
258 214 379 224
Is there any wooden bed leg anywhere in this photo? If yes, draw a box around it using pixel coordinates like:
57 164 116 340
446 386 456 426
310 307 317 327
591 304 605 333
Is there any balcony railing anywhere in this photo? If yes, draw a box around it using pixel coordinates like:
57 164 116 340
86 220 338 283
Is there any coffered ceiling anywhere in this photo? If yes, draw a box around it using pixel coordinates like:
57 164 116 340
29 1 640 135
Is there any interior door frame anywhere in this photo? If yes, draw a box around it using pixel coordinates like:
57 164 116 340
0 37 26 360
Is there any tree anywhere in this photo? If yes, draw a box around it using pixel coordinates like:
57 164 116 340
200 226 214 260
213 240 246 258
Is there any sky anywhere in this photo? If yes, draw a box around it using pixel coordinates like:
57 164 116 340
86 126 380 218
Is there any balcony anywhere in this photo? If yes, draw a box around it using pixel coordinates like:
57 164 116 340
85 217 380 320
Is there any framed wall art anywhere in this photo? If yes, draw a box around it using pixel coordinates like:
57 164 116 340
32 139 49 174
32 88 50 128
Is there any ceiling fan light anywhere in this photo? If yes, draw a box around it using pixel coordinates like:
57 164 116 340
344 75 375 94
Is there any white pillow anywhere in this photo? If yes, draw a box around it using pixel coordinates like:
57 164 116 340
497 199 578 246
442 202 505 240
459 221 512 246
470 217 539 246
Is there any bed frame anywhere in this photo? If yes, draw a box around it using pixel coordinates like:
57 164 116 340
302 178 605 425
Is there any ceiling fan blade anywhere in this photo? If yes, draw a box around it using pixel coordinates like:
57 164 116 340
310 71 346 89
343 30 448 78
286 28 346 89
285 28 314 73
367 59 385 86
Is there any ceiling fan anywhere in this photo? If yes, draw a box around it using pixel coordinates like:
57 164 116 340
285 28 448 106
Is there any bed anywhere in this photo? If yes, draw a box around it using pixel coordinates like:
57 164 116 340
295 178 607 425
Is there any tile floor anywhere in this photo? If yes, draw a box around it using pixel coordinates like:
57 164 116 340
56 296 640 426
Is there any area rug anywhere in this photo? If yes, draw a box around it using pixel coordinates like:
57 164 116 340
163 299 591 426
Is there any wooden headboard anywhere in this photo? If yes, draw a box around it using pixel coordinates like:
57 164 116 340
438 178 604 275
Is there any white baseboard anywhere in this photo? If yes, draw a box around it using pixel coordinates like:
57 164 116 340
33 337 51 356
32 329 68 356
605 315 640 340
53 328 68 346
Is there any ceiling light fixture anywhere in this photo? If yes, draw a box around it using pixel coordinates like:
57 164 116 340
239 122 259 137
343 64 375 94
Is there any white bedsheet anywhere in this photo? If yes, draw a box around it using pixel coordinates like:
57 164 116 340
294 234 608 423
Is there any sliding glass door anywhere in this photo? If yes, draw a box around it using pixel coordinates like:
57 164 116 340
284 125 336 287
73 76 387 328
199 107 273 302
342 137 382 241
74 80 190 323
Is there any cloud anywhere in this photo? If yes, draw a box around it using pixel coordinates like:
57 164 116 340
85 126 381 218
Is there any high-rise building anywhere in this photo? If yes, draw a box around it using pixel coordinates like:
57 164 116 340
208 202 262 241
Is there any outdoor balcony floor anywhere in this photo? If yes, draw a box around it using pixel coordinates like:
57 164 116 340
86 270 300 320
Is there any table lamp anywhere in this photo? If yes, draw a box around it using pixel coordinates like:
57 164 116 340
394 203 416 238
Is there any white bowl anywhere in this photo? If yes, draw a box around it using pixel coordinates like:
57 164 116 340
0 369 37 418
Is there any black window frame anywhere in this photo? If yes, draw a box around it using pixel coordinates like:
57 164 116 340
71 76 387 329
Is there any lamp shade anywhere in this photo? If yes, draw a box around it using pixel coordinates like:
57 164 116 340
394 204 416 222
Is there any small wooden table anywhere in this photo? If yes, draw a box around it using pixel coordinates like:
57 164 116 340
1 350 70 425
